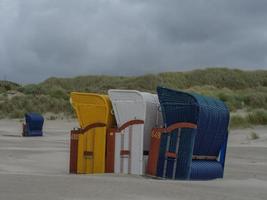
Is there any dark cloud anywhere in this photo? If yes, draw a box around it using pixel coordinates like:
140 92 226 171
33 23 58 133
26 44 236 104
0 0 267 83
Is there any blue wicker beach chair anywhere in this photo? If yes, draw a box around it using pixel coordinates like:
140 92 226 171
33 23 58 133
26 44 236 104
22 113 44 137
155 87 229 180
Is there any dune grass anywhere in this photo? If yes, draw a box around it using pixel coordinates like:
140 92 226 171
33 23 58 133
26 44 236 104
249 131 260 140
1 68 267 127
230 109 267 128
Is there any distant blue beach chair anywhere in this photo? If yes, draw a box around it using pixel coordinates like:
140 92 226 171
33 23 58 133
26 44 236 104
22 113 44 137
155 87 229 180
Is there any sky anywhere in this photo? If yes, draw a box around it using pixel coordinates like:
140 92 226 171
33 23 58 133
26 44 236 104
0 0 267 83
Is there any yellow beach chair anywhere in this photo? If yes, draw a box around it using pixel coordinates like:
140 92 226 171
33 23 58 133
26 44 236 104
69 92 115 174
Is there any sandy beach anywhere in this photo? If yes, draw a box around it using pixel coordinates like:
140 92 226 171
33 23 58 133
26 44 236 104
0 119 266 200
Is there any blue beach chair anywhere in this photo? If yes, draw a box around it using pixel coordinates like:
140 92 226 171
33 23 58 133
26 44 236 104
22 113 44 137
155 87 229 180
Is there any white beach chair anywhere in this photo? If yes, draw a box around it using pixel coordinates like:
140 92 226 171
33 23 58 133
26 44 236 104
108 89 162 175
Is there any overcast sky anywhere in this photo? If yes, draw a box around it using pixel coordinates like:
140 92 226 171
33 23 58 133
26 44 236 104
0 0 267 83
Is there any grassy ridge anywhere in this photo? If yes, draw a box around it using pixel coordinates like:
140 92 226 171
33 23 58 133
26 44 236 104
40 68 267 91
0 68 267 128
0 80 20 92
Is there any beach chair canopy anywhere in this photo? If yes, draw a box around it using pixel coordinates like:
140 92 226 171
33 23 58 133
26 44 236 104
157 87 229 180
24 113 44 136
70 92 114 129
108 89 162 175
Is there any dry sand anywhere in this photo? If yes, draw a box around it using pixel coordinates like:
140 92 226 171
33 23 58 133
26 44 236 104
0 119 266 200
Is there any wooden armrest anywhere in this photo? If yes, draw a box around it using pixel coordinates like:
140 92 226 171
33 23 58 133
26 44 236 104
71 122 107 135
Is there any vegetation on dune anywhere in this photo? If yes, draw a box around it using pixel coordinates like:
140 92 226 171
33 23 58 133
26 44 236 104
230 109 267 128
0 68 267 128
0 80 21 92
249 131 260 140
